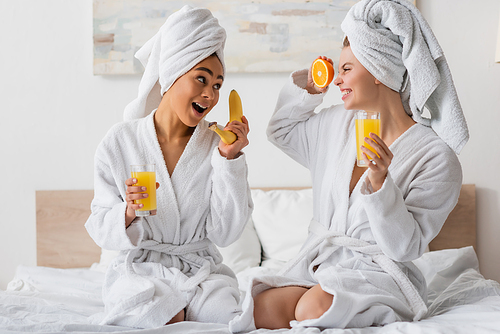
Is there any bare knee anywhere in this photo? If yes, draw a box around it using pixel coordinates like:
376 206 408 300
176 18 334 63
166 309 185 325
295 284 333 322
254 286 307 329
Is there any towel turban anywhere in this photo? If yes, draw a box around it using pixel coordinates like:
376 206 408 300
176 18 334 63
341 0 468 154
123 5 226 121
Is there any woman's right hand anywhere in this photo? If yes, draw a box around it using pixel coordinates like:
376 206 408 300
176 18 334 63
124 178 159 228
306 56 334 95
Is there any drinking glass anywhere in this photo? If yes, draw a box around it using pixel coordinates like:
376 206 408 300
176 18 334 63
355 111 380 167
130 164 157 217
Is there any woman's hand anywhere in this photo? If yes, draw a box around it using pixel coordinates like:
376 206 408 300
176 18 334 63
124 178 160 228
218 115 250 160
361 133 393 192
306 56 334 95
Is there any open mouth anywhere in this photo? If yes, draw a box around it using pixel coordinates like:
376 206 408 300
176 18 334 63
192 102 208 114
341 89 352 100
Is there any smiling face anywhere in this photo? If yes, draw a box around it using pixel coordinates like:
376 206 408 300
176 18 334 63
162 55 224 128
333 46 380 111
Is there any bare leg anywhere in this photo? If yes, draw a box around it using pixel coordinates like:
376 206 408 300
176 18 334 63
166 309 185 325
253 286 308 329
295 284 333 322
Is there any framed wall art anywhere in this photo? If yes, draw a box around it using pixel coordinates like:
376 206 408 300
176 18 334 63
93 0 357 74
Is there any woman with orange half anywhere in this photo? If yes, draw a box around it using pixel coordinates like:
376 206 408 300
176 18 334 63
229 0 467 331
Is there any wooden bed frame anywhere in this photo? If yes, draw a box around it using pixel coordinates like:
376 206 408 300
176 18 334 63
36 185 476 269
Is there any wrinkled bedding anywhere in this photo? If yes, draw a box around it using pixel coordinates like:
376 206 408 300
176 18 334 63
1 247 500 334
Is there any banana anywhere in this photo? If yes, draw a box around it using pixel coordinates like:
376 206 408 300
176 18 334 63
228 89 243 123
209 89 243 144
208 122 237 144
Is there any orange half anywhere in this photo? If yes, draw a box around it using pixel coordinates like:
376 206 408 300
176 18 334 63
312 58 334 88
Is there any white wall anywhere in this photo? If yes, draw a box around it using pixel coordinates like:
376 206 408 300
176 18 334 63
417 0 500 284
0 0 498 289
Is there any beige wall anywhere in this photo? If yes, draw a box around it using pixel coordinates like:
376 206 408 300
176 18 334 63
0 0 499 289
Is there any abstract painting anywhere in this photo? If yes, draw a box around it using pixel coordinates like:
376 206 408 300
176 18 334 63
93 0 358 75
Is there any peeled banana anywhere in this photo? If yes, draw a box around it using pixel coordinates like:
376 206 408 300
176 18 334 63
209 89 243 144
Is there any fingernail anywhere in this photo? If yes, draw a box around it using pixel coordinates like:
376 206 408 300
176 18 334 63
143 193 148 198
142 187 146 191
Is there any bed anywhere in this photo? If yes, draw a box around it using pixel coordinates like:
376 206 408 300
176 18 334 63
1 185 500 333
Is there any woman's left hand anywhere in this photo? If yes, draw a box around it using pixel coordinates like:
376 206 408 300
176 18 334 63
218 115 250 160
361 133 393 192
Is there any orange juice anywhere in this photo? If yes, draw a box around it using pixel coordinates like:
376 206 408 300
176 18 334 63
355 112 380 167
131 170 157 213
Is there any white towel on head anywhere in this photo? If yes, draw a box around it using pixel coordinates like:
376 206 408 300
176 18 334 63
123 5 226 121
341 0 468 154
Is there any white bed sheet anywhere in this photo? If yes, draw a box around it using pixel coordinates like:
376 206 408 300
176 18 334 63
1 247 500 334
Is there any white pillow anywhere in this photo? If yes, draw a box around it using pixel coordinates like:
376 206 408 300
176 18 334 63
217 216 262 274
251 188 313 263
412 246 479 303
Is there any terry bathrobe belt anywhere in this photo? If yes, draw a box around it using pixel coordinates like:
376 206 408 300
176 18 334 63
124 238 214 292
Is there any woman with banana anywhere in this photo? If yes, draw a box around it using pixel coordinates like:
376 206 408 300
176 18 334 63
85 6 252 328
229 0 466 331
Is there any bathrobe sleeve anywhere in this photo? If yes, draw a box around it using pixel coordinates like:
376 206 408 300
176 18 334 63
267 69 327 168
85 127 142 251
360 143 462 262
206 148 253 248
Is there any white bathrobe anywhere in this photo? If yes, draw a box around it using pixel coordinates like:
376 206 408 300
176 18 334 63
85 110 252 328
229 70 462 332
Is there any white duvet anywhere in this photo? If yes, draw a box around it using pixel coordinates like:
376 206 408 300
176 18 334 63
1 247 500 334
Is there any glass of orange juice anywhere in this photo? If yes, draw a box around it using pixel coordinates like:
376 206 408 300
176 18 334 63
355 111 380 167
130 164 157 217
